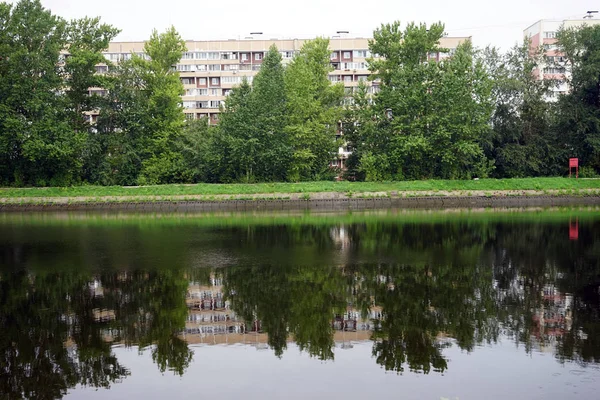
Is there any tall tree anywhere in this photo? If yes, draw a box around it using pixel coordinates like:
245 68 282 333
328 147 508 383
556 24 600 173
480 41 559 177
136 27 187 184
358 21 493 180
284 37 344 181
217 46 289 182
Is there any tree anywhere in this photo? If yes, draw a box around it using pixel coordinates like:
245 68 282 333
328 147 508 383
136 27 187 184
480 40 559 177
0 0 119 186
284 37 344 181
217 46 290 182
355 22 494 180
248 45 290 181
90 26 187 185
556 24 600 173
0 0 74 186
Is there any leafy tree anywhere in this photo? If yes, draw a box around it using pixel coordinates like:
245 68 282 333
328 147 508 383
556 24 600 173
177 118 225 182
481 41 559 177
218 46 290 182
350 21 493 180
284 37 344 181
136 27 187 184
0 0 74 186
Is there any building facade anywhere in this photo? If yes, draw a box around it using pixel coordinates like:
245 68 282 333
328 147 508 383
96 35 468 168
524 16 600 99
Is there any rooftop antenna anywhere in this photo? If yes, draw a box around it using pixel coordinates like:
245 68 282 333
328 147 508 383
583 10 598 19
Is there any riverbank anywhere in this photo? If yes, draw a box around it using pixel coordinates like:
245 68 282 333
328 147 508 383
1 188 600 211
2 178 600 211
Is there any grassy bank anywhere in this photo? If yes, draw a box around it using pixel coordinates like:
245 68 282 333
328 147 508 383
1 178 600 199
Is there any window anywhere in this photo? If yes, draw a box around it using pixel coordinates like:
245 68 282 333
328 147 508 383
207 52 219 60
544 44 558 51
196 64 207 71
223 89 232 96
210 101 221 108
222 76 241 84
182 52 195 59
197 89 208 95
252 64 261 71
196 52 208 60
185 113 194 120
211 77 220 85
330 52 338 60
328 75 340 82
181 78 194 85
281 51 294 58
544 31 557 39
196 101 208 108
176 64 193 71
223 64 239 71
210 89 221 96
95 65 108 74
357 75 368 82
255 53 263 60
543 67 565 74
343 51 351 59
343 75 352 83
239 64 252 70
183 101 196 109
241 53 248 61
353 50 368 58
198 78 207 86
208 64 221 71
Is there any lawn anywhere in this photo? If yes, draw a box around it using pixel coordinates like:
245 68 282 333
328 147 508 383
1 177 599 198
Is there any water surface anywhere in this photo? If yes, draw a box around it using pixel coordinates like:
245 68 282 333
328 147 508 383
1 209 599 399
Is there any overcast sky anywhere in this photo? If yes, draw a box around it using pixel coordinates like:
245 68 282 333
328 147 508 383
7 0 600 49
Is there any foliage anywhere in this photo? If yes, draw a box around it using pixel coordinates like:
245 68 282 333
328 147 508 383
285 37 344 181
556 24 600 173
2 2 600 187
346 21 494 180
480 40 559 177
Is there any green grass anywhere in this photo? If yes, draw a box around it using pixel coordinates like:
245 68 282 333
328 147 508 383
1 177 600 199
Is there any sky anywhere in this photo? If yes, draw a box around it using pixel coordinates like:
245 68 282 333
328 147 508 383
6 0 600 49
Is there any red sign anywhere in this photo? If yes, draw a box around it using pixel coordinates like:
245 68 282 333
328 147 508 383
569 158 579 178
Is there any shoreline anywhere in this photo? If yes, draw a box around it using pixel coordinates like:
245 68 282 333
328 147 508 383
2 190 600 211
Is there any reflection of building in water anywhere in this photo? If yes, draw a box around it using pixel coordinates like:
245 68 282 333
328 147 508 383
182 278 381 346
330 226 350 250
532 284 573 352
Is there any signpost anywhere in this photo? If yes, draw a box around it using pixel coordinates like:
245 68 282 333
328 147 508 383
569 158 579 178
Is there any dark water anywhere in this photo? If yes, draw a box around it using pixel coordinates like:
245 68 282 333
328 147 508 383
1 209 599 400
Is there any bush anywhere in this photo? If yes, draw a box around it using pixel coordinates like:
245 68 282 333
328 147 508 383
578 166 599 178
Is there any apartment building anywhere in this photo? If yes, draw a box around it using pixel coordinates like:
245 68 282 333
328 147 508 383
524 15 600 99
100 36 468 122
97 35 468 167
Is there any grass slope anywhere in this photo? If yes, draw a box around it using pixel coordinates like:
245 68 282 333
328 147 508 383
1 178 600 198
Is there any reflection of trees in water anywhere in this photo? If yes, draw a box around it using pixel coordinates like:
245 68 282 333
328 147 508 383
0 271 129 399
0 268 191 399
1 215 599 396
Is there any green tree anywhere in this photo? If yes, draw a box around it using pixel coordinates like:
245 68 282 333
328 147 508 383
217 46 289 182
0 0 74 186
136 27 187 184
480 41 559 177
556 24 600 173
284 37 344 181
363 21 493 180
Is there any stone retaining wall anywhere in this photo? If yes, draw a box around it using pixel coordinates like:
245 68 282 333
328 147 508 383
2 195 600 212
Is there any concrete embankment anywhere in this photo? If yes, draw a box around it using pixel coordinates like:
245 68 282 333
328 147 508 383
1 190 600 212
